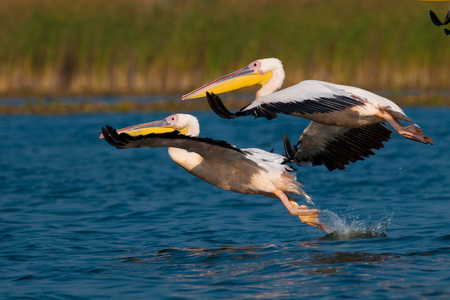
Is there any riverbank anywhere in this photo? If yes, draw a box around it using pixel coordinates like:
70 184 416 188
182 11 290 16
1 90 448 115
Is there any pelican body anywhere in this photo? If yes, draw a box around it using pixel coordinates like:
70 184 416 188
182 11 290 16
182 58 433 171
100 113 328 231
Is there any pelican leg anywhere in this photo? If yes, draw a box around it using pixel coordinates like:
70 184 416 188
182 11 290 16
288 198 329 232
273 189 329 232
376 110 434 145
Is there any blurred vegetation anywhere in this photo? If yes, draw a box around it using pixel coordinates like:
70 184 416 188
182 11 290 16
0 0 448 105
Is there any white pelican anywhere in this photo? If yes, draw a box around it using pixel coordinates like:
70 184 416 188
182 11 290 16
100 113 328 232
182 58 433 171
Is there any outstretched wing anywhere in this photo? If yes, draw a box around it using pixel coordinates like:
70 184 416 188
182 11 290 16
285 122 392 171
208 80 411 124
207 80 367 120
101 126 244 160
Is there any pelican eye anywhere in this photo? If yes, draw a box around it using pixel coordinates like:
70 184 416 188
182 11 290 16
248 61 261 70
166 115 178 124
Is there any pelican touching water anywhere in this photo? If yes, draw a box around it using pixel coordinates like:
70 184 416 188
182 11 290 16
182 58 433 171
100 113 328 232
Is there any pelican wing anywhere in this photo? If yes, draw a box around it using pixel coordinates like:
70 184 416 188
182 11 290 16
207 81 368 120
103 125 298 176
217 80 411 123
244 80 384 118
285 122 392 171
102 126 304 196
102 126 244 157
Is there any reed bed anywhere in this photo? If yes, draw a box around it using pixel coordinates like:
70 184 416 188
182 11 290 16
0 0 448 98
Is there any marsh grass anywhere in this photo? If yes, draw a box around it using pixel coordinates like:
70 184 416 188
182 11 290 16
0 0 448 97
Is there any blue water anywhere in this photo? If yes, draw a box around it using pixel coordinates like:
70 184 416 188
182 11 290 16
1 108 449 299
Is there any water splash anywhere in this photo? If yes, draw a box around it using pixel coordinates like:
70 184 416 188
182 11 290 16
319 210 393 240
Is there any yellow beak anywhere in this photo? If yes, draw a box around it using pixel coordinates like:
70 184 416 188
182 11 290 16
181 66 272 100
99 120 188 139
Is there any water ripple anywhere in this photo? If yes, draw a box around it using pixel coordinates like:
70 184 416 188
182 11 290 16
1 110 449 299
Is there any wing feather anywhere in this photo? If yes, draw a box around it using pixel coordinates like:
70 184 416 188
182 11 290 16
291 122 392 171
101 126 244 160
241 80 366 118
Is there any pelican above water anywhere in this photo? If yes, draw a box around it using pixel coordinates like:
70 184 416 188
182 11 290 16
182 58 433 171
100 113 328 232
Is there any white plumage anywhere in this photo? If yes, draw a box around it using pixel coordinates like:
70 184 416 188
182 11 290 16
183 58 433 171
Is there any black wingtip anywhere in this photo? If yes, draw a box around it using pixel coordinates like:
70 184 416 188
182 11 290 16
284 135 308 167
283 134 295 160
443 9 450 25
430 10 443 26
101 126 128 148
430 9 450 27
206 92 238 119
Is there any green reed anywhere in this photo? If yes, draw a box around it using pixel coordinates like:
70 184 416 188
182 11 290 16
0 0 448 97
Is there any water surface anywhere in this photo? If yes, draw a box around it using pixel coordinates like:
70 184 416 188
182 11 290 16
1 108 449 299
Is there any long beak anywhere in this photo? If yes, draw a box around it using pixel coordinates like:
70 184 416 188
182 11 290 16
181 66 272 100
99 119 188 139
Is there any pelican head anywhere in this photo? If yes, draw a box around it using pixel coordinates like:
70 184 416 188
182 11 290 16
181 58 285 100
99 114 199 139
